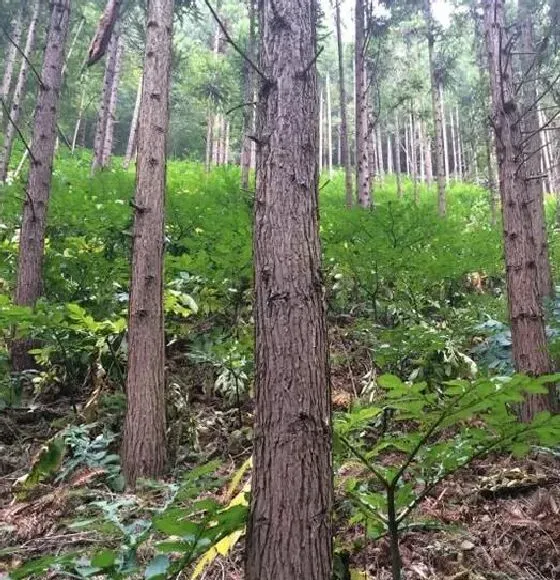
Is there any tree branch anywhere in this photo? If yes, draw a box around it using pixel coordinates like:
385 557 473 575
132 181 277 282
0 24 45 89
0 97 36 164
203 0 268 83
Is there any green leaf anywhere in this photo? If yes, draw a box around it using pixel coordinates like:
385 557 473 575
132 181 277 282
91 549 116 568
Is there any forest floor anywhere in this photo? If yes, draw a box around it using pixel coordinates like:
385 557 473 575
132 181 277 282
1 353 560 580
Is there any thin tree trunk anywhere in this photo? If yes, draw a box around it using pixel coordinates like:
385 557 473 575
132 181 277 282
485 0 555 421
12 0 71 372
354 0 370 207
224 119 230 165
425 0 446 214
455 106 463 180
72 79 87 153
205 107 213 172
450 105 458 180
101 33 124 167
0 5 24 127
386 132 392 174
404 116 410 176
0 0 41 183
121 0 174 484
418 118 425 183
61 15 85 78
123 73 143 169
327 71 333 178
519 0 554 299
394 111 402 197
410 108 418 203
376 123 384 178
245 0 332 578
240 0 256 189
91 22 120 172
440 85 450 185
319 85 323 173
424 121 433 187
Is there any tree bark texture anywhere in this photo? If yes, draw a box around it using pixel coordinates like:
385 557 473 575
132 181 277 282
91 21 120 172
354 0 370 207
245 0 333 577
485 0 555 421
0 0 41 182
518 0 554 299
121 0 174 484
101 33 124 167
12 0 71 372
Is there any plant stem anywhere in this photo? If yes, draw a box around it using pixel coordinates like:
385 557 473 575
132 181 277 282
386 485 402 580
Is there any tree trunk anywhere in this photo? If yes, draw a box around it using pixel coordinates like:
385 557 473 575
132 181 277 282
61 15 85 78
455 106 463 181
394 111 402 197
450 105 457 179
72 79 87 153
0 0 41 183
418 118 425 183
240 0 256 189
425 0 446 215
245 0 332 577
354 0 370 207
518 0 554 300
485 0 555 421
404 116 410 176
123 73 143 169
440 85 450 185
424 121 433 187
410 108 418 203
386 132 392 174
12 0 71 372
205 107 213 172
224 119 230 165
376 123 384 178
0 5 24 127
326 71 333 178
101 33 124 167
121 0 174 484
319 86 323 173
91 21 120 172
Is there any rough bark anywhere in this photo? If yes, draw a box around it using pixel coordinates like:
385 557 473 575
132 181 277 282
335 0 354 208
240 0 256 189
425 0 446 215
12 0 71 372
354 0 370 207
244 0 333 577
518 0 554 299
91 22 120 172
101 33 124 167
121 0 174 484
123 73 142 168
0 0 41 182
0 5 24 127
485 0 555 421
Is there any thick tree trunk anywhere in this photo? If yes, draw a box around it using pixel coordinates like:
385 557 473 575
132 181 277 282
425 0 446 214
354 0 370 207
121 0 174 484
518 0 554 300
245 0 332 577
394 111 402 197
91 22 120 172
12 0 71 372
123 73 143 169
101 33 124 167
485 0 555 421
240 0 256 189
0 5 24 127
0 0 41 183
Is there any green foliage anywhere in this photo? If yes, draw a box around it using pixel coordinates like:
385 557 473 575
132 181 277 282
9 462 248 580
335 373 560 554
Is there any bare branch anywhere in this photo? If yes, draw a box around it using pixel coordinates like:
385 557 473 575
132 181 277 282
0 97 36 164
0 24 45 89
204 0 268 83
226 101 257 115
